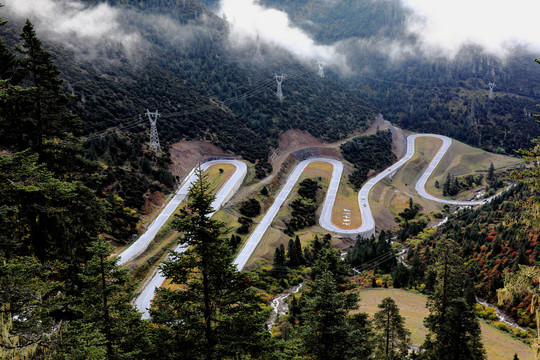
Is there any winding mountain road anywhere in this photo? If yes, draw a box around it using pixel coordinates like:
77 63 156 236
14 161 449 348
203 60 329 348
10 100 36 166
132 133 500 316
130 160 247 319
235 134 496 270
118 160 247 266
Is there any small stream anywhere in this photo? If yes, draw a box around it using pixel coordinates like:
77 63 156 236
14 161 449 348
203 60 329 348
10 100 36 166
477 298 527 332
266 283 303 332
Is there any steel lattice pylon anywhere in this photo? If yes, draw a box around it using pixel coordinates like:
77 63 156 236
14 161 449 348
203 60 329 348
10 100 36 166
146 109 162 153
275 73 284 102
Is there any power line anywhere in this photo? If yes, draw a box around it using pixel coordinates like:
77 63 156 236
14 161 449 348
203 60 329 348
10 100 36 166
82 63 318 142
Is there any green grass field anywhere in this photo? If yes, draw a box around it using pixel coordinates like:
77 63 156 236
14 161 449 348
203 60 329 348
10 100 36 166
425 139 522 199
354 289 532 360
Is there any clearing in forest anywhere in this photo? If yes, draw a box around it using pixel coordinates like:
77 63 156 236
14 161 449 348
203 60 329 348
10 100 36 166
331 179 362 230
355 288 532 360
424 139 522 200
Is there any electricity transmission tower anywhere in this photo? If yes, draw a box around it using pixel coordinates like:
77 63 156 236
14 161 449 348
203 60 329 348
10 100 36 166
275 73 284 102
488 82 496 99
146 109 162 153
316 60 326 78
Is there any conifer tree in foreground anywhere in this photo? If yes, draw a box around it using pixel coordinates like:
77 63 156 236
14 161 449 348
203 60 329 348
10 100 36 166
300 247 372 360
67 240 153 360
151 171 269 360
373 297 410 360
421 239 485 360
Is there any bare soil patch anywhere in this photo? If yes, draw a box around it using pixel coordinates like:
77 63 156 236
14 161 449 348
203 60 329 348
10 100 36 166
331 181 362 229
169 140 232 179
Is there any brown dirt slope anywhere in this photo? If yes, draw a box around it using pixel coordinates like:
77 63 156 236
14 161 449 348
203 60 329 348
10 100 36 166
169 140 232 179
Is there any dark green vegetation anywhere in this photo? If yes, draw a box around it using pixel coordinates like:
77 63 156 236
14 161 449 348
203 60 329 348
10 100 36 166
421 239 485 360
441 162 505 198
373 297 411 360
239 198 262 218
258 0 540 154
285 178 321 236
410 183 540 328
152 171 270 359
341 130 396 190
1 0 374 168
396 198 429 242
346 231 397 274
2 0 540 358
238 198 261 234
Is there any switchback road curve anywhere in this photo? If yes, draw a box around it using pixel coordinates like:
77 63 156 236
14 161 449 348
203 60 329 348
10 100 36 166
133 134 500 315
130 160 247 319
118 160 247 266
235 134 497 270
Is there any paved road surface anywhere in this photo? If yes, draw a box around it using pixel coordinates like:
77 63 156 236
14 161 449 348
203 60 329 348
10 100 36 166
132 160 246 318
411 134 489 206
134 134 502 316
235 134 499 271
118 160 246 265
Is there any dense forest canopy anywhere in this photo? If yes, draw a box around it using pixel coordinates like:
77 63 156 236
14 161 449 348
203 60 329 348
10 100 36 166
1 0 540 358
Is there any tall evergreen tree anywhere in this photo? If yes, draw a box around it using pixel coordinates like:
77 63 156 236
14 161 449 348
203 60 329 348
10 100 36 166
68 240 154 360
295 235 305 265
288 238 299 266
373 297 411 360
421 239 485 360
151 171 269 360
0 256 61 359
300 269 372 360
12 20 79 157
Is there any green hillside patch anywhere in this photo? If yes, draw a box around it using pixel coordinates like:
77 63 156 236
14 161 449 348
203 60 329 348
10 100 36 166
370 136 445 229
355 289 532 360
425 139 522 200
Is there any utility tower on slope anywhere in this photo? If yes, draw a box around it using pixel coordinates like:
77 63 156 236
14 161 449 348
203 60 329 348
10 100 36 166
316 60 326 78
146 109 162 153
488 82 496 99
275 73 284 102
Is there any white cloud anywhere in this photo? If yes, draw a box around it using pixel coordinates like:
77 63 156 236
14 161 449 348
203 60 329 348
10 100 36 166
403 0 540 57
3 0 141 58
218 0 341 66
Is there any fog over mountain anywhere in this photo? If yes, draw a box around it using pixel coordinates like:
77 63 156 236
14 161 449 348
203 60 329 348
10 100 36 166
217 0 540 64
2 0 141 58
403 0 540 58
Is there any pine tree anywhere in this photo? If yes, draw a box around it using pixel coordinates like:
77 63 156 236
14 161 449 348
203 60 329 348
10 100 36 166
151 171 269 359
288 238 299 266
373 297 411 360
12 20 79 157
295 235 305 265
421 239 486 360
300 269 372 360
487 162 495 182
0 256 61 358
273 245 285 266
72 240 153 360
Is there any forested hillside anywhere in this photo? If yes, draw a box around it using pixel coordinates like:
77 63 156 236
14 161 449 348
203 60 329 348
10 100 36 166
407 183 540 328
258 0 540 154
0 0 375 167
